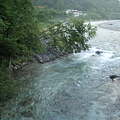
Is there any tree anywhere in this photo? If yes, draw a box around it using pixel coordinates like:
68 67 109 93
40 19 97 53
0 65 16 100
0 0 43 66
0 0 44 100
36 7 65 23
32 0 120 20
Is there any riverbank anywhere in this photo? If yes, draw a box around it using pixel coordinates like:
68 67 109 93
34 20 120 64
98 20 120 31
12 20 120 69
33 49 69 63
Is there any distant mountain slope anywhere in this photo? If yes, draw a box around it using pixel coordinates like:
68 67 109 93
32 0 95 11
32 0 120 19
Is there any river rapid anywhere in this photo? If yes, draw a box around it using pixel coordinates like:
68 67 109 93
1 20 120 120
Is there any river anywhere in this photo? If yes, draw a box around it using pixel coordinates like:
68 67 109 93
1 20 120 120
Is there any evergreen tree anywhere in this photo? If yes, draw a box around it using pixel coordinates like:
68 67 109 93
0 0 43 100
0 0 43 66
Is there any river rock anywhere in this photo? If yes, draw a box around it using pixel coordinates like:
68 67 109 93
0 102 6 107
21 110 33 117
95 51 103 54
18 97 34 107
34 49 68 63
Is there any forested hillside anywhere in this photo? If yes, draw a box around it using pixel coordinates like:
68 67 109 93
32 0 120 20
32 0 95 11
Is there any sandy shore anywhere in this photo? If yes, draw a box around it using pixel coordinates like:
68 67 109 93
88 20 120 55
98 20 120 31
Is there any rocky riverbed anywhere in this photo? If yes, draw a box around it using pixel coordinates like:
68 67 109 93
98 20 120 31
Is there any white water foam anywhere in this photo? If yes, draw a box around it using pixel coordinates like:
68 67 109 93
70 47 118 70
71 47 115 62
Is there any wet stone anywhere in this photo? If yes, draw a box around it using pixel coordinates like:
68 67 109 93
18 97 34 107
0 102 6 107
95 51 103 54
89 102 94 105
21 110 33 117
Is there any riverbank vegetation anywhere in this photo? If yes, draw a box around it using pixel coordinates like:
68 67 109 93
0 0 97 100
40 19 96 53
0 0 43 100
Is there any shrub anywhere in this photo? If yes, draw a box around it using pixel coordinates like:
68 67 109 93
0 67 16 100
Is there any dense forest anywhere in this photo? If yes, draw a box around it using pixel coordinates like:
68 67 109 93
32 0 120 20
0 0 96 100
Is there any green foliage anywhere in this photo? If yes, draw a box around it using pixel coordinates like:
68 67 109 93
0 0 44 62
36 6 66 24
0 65 16 100
32 0 120 20
85 12 102 20
40 19 97 53
11 57 27 66
0 0 44 100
